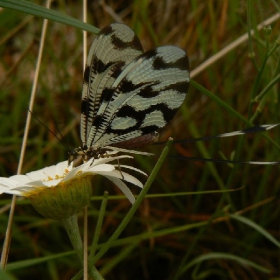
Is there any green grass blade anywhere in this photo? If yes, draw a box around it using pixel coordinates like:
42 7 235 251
0 0 99 34
230 213 280 248
181 252 271 275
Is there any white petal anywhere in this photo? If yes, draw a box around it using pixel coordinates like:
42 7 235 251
88 169 117 177
105 175 135 204
25 180 60 187
55 161 69 173
63 162 115 181
117 171 144 189
25 161 69 181
84 163 115 173
26 168 49 181
0 178 19 194
9 175 31 184
90 155 133 166
117 165 147 176
0 178 19 188
42 179 62 187
63 167 82 180
95 169 143 189
0 187 22 195
13 186 41 194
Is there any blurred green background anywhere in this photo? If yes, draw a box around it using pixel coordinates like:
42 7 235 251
0 0 280 279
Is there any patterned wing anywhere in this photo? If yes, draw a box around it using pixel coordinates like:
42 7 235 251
80 23 144 148
86 45 190 149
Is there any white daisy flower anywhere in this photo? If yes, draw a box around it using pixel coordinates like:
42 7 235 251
0 154 146 220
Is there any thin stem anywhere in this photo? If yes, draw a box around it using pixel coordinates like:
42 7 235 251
83 0 87 69
82 2 88 279
83 207 88 280
90 192 108 258
62 215 103 280
246 0 258 69
62 215 84 264
91 138 173 265
0 0 51 269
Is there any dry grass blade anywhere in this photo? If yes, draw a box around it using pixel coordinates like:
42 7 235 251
1 0 52 269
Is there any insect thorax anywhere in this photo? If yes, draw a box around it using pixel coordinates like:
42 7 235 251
68 146 108 167
68 132 159 167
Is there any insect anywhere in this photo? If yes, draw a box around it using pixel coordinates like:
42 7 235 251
69 23 190 166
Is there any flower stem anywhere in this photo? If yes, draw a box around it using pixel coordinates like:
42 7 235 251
61 215 104 280
83 207 88 280
62 215 83 263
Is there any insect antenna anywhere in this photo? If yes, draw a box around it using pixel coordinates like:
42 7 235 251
154 123 280 166
28 109 71 153
155 123 279 145
168 155 280 166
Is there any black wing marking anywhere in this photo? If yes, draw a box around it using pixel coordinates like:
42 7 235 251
86 45 189 149
81 23 143 147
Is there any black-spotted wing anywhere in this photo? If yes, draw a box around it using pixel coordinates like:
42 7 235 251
70 23 190 164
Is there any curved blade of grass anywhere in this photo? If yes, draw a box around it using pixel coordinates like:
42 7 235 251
253 73 280 102
191 80 251 124
191 79 280 150
99 242 139 275
230 213 280 248
181 252 271 274
5 251 74 271
0 0 99 34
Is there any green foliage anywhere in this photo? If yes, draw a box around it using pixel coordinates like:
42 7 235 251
0 0 280 279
